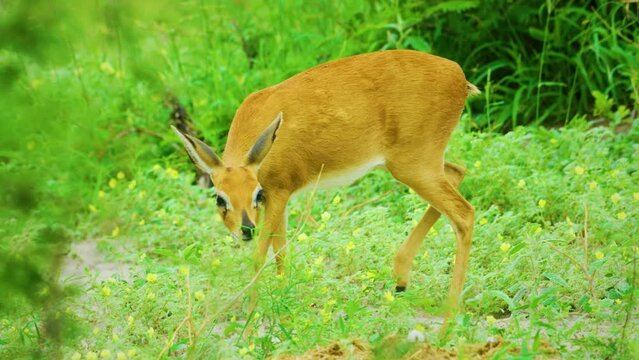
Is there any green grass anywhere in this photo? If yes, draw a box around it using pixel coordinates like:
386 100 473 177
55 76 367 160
1 0 638 359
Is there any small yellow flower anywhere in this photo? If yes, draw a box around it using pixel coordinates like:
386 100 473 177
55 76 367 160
138 191 146 199
254 312 261 319
128 180 136 190
633 192 639 200
71 352 82 360
111 227 120 237
332 195 341 205
352 228 362 236
474 160 481 168
500 243 511 252
117 171 125 180
574 166 585 175
318 224 326 231
86 352 98 360
100 349 112 358
152 164 162 172
479 218 488 225
116 352 126 360
345 241 355 253
321 211 331 222
486 315 496 325
147 327 155 337
108 179 118 189
89 204 98 213
239 347 248 355
595 251 604 260
384 291 395 302
314 256 324 266
138 219 145 226
538 199 546 208
611 169 620 178
146 273 157 283
497 234 504 241
415 324 425 332
611 193 621 203
297 233 309 241
100 62 115 74
102 286 111 297
615 299 622 304
194 291 205 301
165 167 179 179
589 181 598 190
211 258 221 267
617 212 627 220
517 179 526 188
248 344 255 351
180 266 189 275
127 350 136 358
550 138 558 144
98 190 106 199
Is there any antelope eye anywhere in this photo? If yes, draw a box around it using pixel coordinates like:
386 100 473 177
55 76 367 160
255 189 265 205
216 196 227 208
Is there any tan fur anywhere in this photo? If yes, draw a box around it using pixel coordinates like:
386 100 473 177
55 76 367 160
174 50 477 327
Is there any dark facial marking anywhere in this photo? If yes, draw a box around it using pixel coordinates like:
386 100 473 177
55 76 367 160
241 210 255 241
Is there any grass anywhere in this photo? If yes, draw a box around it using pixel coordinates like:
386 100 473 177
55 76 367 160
0 0 638 359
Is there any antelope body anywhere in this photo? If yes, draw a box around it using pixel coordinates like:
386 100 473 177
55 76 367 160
173 50 478 319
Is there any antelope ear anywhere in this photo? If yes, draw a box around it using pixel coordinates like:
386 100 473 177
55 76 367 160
171 126 223 173
244 112 283 167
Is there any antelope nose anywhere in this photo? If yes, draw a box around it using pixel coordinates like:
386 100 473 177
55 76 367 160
241 211 255 241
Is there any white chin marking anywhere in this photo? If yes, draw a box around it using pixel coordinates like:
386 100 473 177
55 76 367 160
294 157 385 196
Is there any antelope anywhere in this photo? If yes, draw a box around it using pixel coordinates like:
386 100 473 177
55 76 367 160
173 50 479 321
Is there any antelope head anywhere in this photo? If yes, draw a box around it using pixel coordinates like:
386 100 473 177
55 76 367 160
172 112 282 241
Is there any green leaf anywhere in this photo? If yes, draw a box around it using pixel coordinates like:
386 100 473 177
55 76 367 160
425 1 480 17
543 273 568 287
404 36 431 53
489 290 515 310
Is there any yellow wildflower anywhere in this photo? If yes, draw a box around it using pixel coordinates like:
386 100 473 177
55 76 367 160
211 258 221 267
152 164 162 172
384 291 395 302
595 251 604 260
146 273 157 283
474 160 481 168
89 204 97 213
550 138 557 144
98 190 106 199
332 195 341 205
102 286 111 297
100 62 115 74
138 219 145 226
611 169 620 178
108 179 118 189
574 166 585 175
415 324 425 332
111 227 120 237
617 212 627 220
589 181 598 190
71 352 82 360
615 299 622 304
128 180 136 190
486 315 496 325
500 243 511 252
479 218 488 225
194 291 205 301
538 199 546 208
611 193 621 203
116 352 126 360
147 327 155 337
633 192 639 200
297 233 309 241
127 350 137 357
100 349 112 358
517 179 526 188
345 241 355 253
137 191 146 199
180 266 189 275
352 228 362 236
239 347 248 355
165 167 179 179
117 171 125 180
321 211 331 222
314 256 324 266
86 352 98 360
318 224 326 231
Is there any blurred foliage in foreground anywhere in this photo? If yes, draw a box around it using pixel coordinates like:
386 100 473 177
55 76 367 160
0 0 638 358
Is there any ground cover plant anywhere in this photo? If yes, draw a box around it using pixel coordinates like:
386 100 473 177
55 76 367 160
1 0 638 359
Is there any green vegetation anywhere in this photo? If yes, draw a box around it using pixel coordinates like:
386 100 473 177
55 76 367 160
0 0 637 359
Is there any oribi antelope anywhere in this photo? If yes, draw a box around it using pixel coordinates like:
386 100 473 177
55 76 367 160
173 50 479 316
